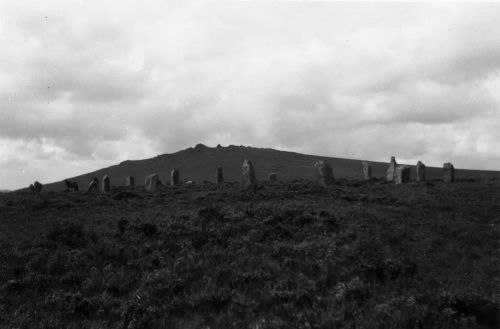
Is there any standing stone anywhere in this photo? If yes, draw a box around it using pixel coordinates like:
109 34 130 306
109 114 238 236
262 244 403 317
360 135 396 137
126 176 135 187
268 173 277 182
216 167 224 184
362 162 371 180
241 159 257 191
88 177 99 192
170 170 179 186
144 173 160 192
314 161 335 186
386 156 397 182
443 162 455 182
64 179 79 191
29 184 36 192
33 181 43 192
102 175 110 193
416 161 426 182
394 166 410 184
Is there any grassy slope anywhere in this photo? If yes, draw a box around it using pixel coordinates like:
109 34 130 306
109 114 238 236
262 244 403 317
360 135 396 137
39 144 500 191
1 180 499 328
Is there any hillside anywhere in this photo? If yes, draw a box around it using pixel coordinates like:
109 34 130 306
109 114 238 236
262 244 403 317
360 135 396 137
1 179 499 328
41 144 500 191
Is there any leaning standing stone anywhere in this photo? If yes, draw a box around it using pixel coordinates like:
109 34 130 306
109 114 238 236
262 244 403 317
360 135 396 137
394 166 410 184
102 175 110 193
88 177 99 192
241 159 257 191
126 176 135 187
268 173 277 182
144 173 160 192
314 161 334 186
386 156 397 182
216 167 224 184
362 162 371 180
443 162 455 182
170 170 179 186
416 161 426 182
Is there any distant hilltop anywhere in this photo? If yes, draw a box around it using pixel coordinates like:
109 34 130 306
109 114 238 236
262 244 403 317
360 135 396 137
35 143 500 191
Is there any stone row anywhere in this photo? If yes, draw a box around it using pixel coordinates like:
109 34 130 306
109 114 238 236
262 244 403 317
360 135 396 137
316 157 454 186
46 158 457 193
68 164 277 193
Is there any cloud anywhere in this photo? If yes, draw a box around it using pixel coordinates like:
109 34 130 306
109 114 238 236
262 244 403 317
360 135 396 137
1 2 500 189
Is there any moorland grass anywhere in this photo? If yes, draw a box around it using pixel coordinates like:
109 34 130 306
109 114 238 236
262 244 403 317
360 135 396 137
0 180 499 328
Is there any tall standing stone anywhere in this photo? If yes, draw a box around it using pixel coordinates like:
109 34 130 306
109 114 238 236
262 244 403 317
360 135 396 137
443 162 455 183
144 173 160 192
268 173 277 182
394 166 410 184
102 174 110 193
170 170 179 186
314 161 335 187
126 176 135 187
216 167 224 184
88 177 99 192
241 159 257 191
416 161 426 182
386 156 397 182
362 162 371 180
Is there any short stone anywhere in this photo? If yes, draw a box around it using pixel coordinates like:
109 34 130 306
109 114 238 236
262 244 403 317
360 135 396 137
33 181 43 192
102 175 110 193
216 167 224 184
314 161 334 186
394 165 410 184
170 170 179 186
443 162 455 182
416 161 426 182
64 179 79 192
144 173 160 192
126 176 135 187
386 156 397 182
362 162 371 180
241 159 257 191
88 177 99 192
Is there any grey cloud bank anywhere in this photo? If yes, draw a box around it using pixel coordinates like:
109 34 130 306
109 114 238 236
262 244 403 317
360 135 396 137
1 1 500 189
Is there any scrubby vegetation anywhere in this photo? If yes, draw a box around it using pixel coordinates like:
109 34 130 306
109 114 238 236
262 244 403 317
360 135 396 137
0 179 499 328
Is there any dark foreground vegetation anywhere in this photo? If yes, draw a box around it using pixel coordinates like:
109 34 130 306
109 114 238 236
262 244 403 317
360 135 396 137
1 179 499 328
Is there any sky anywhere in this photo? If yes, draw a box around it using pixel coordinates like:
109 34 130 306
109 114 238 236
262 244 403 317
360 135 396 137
2 1 500 190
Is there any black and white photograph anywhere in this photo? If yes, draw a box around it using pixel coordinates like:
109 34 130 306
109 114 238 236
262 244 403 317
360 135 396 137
0 1 499 328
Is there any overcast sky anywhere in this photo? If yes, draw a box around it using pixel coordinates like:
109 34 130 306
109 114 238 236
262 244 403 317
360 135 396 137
2 1 500 189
